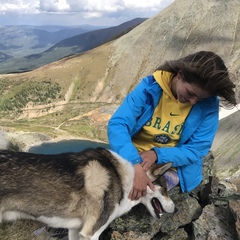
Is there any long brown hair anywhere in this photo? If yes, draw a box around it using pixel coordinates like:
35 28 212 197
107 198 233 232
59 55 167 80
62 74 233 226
156 51 237 108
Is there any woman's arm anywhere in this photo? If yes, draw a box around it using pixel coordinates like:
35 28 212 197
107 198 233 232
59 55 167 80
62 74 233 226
108 76 156 164
153 104 219 167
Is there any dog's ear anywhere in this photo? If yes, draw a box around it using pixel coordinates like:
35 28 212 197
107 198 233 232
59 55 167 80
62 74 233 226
153 162 172 176
147 162 173 181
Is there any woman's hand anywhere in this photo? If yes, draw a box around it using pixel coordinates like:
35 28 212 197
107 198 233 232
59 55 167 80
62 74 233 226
140 150 157 171
128 163 155 200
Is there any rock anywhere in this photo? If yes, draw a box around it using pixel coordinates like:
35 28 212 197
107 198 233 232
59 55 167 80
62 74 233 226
107 187 202 239
192 204 237 240
229 200 240 239
107 204 163 239
218 180 239 197
192 177 240 240
5 131 51 151
162 193 202 231
155 228 188 240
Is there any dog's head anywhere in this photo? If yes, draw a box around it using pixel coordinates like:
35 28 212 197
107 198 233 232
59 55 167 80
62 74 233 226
141 163 176 218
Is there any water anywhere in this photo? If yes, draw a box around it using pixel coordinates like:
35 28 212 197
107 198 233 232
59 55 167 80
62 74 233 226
28 139 109 154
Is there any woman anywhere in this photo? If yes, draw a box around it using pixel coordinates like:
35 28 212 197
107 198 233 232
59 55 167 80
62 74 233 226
107 51 237 200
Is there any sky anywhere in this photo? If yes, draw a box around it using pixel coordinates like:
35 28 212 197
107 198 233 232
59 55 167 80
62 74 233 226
0 0 175 27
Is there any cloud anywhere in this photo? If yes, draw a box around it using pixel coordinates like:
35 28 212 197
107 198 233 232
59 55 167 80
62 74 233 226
0 1 38 14
0 0 175 25
39 0 71 12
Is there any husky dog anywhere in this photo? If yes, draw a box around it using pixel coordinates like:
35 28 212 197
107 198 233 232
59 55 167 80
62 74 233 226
0 148 175 240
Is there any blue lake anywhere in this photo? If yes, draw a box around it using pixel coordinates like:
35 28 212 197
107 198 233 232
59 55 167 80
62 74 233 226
28 139 109 155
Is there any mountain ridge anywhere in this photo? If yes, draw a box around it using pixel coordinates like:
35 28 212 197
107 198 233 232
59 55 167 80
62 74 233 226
0 18 147 74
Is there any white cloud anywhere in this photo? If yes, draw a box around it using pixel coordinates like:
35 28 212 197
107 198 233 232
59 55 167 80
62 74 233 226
39 0 70 12
0 1 38 14
81 0 122 12
122 0 169 10
0 0 175 25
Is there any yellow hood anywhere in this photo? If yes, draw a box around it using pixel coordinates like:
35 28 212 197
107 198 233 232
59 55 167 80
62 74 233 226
153 70 175 99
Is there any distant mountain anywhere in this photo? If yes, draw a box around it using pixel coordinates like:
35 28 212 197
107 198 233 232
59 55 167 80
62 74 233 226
25 24 105 32
0 52 12 62
46 18 147 50
0 18 147 73
0 24 104 57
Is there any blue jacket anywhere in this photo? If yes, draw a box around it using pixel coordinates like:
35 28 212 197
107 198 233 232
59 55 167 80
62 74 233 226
108 75 219 192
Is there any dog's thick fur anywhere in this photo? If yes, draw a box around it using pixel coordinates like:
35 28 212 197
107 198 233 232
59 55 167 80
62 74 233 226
0 148 175 240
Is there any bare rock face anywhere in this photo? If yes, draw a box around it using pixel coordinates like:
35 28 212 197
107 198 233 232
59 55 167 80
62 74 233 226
229 200 240 237
193 204 237 240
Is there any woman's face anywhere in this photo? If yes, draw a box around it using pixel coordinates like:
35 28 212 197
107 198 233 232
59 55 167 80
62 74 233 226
175 73 211 105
